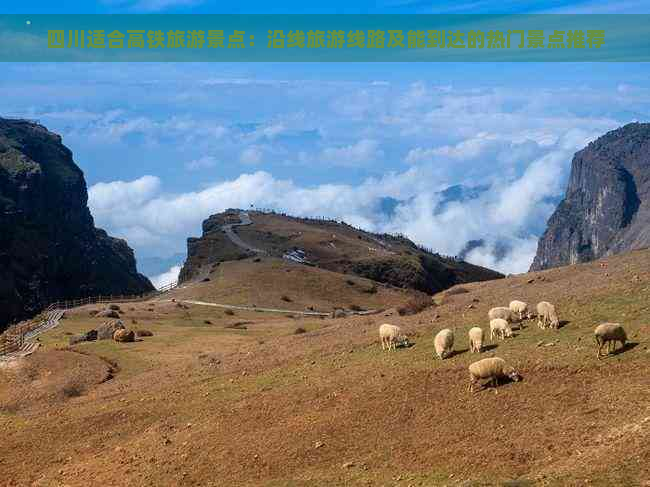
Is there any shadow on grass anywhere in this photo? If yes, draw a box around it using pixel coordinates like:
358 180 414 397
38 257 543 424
481 344 498 352
558 320 571 329
448 348 468 358
609 341 639 357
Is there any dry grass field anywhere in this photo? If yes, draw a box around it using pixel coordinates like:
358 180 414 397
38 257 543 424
1 250 650 486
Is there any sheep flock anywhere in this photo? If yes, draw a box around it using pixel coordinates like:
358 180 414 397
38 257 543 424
378 297 630 392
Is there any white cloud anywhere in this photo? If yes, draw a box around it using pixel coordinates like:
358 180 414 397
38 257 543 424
321 139 383 167
185 156 217 171
89 175 161 212
150 265 182 289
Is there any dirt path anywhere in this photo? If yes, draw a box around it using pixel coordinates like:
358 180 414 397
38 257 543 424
179 299 331 316
222 211 265 254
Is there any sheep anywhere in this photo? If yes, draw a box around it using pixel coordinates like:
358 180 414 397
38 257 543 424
594 323 627 358
490 318 512 341
468 357 521 392
468 327 484 353
536 301 559 329
509 300 531 324
379 323 409 351
434 328 454 359
488 306 516 324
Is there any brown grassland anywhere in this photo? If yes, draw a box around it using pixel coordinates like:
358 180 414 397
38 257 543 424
1 250 650 486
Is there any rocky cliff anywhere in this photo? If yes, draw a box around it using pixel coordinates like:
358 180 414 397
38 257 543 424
531 122 650 271
0 118 154 330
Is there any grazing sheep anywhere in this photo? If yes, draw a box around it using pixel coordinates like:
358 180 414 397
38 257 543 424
468 327 484 353
468 357 521 392
434 328 454 359
379 324 409 351
536 301 559 329
488 306 516 323
509 300 531 323
594 323 627 358
490 318 512 341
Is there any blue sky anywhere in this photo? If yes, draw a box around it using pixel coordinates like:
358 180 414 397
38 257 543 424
2 1 650 284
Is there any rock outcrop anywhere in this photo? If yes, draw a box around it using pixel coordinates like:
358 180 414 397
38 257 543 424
531 123 650 271
180 209 503 294
0 117 153 330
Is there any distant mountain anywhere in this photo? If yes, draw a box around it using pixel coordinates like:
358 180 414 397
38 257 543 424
435 183 490 214
531 123 650 271
180 209 503 294
138 253 186 278
0 118 153 330
375 184 489 220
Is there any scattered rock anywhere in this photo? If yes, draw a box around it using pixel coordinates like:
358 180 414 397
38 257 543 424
536 340 545 347
113 329 136 343
342 462 355 469
527 278 535 284
97 309 120 319
314 441 324 449
97 320 125 340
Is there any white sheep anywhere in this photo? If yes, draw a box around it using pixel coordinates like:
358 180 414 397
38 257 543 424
468 357 521 392
488 306 516 323
434 328 454 359
490 318 512 341
536 301 559 329
509 300 531 323
468 327 484 353
594 323 627 358
379 323 409 351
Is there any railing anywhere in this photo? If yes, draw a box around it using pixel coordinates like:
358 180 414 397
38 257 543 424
0 280 179 357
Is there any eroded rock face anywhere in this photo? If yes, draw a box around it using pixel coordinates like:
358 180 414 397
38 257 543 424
0 118 153 330
531 123 650 271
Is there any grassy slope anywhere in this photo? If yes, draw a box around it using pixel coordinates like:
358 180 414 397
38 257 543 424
1 250 649 486
170 257 412 312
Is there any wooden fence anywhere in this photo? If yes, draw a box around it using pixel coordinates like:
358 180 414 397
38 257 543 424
0 280 178 357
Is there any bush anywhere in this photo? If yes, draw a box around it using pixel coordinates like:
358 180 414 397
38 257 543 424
224 309 235 316
362 284 378 294
281 295 292 302
108 304 121 311
204 319 212 325
349 304 364 312
346 279 356 286
294 327 307 334
398 295 433 316
135 329 154 337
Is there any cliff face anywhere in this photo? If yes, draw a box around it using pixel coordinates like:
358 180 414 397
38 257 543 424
0 118 153 329
531 122 650 271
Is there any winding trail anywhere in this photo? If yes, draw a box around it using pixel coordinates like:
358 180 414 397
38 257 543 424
179 299 331 317
222 211 265 254
0 309 64 363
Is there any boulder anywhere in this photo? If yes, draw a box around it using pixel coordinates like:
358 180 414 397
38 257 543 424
113 329 135 343
97 309 120 319
97 320 125 340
